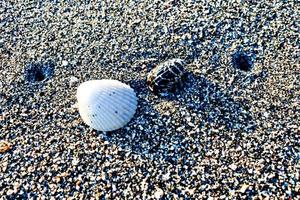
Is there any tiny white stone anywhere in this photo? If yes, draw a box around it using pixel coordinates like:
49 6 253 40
154 188 164 199
62 60 69 67
6 189 14 196
188 122 195 127
229 163 237 171
239 184 249 193
162 172 170 181
70 76 79 85
236 146 242 151
263 112 269 118
72 158 79 166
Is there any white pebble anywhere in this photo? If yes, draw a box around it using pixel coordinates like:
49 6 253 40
229 163 237 171
70 76 79 85
154 188 164 199
62 60 69 67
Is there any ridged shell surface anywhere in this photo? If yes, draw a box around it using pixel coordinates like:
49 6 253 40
76 80 138 131
147 58 186 93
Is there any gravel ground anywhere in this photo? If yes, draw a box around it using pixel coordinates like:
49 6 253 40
0 0 299 199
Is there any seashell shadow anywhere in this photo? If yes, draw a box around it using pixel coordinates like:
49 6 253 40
179 71 256 132
100 72 256 164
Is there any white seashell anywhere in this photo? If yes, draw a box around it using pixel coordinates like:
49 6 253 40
76 80 138 131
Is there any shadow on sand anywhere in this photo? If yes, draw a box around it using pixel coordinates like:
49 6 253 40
99 70 256 164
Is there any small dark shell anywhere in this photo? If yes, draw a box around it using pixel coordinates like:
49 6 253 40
147 59 186 93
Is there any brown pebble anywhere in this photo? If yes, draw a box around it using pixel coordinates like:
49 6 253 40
0 140 11 153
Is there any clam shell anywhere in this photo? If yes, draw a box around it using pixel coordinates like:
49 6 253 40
76 80 138 131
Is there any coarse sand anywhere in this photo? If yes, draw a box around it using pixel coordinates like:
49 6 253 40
0 1 299 199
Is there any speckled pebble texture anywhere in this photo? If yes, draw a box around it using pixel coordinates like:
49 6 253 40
0 0 299 199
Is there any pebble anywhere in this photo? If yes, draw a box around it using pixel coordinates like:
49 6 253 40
0 140 11 153
229 163 238 171
69 76 79 86
239 184 249 193
62 60 69 67
6 189 14 196
154 188 164 199
0 1 299 199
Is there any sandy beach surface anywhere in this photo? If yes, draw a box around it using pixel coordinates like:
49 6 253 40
0 1 299 199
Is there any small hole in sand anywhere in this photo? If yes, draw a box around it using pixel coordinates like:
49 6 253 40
24 61 55 83
232 51 253 71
